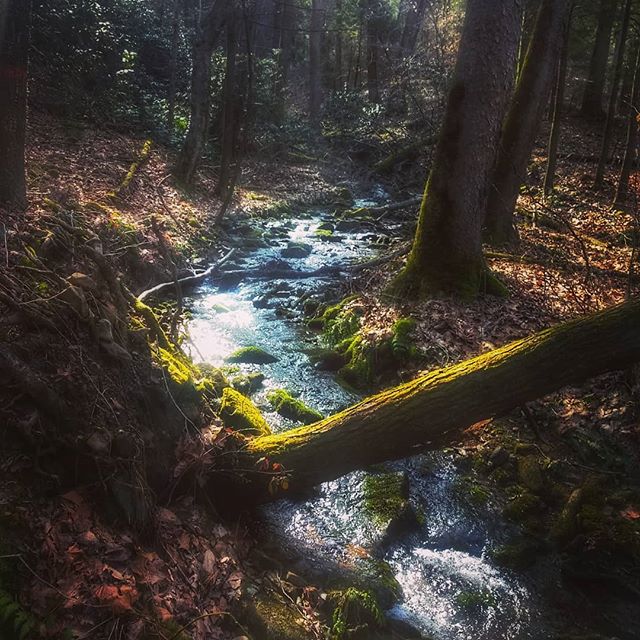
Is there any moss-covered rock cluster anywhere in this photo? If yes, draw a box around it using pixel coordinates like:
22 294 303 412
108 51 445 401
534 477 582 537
267 389 324 424
225 345 278 365
219 387 271 436
308 298 420 389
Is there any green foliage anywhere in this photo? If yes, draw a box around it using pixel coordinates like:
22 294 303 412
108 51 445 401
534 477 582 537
330 588 384 640
267 389 324 425
320 297 360 347
0 590 36 640
390 317 417 361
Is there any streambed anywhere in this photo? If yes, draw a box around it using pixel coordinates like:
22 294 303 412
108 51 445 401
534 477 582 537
184 198 555 639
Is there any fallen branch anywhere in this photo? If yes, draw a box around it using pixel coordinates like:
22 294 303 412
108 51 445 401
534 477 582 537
137 249 236 302
214 245 410 282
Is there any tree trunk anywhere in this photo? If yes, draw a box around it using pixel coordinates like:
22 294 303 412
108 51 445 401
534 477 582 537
398 0 430 58
594 0 633 189
309 0 324 126
365 0 380 104
543 10 571 197
582 0 617 118
174 1 224 185
389 0 521 298
613 41 640 208
0 0 31 209
237 298 640 498
217 10 239 197
484 0 573 245
166 0 181 136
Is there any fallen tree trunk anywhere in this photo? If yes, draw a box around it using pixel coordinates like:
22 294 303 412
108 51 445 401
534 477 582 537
238 299 640 497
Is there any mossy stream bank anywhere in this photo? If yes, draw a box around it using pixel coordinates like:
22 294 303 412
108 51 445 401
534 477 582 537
180 197 596 640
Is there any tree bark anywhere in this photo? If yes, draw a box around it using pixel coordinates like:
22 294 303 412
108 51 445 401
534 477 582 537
365 0 381 103
0 0 31 209
309 0 325 126
582 0 617 118
166 0 181 135
397 0 430 58
218 10 239 196
484 0 573 244
594 0 633 189
389 0 521 297
543 10 571 197
237 298 640 497
613 41 640 208
174 0 224 185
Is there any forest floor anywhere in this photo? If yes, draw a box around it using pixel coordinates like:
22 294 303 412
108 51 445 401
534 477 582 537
1 110 639 639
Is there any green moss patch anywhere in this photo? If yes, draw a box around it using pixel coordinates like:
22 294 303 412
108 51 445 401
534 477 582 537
231 371 265 396
226 346 278 365
493 538 544 570
363 472 410 527
267 389 323 424
330 588 385 640
219 387 271 436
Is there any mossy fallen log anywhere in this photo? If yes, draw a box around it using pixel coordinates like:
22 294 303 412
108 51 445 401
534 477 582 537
235 299 640 497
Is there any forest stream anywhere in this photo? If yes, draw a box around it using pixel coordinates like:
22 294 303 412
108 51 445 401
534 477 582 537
184 194 554 640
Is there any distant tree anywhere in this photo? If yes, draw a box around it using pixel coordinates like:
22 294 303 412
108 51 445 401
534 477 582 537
582 0 618 118
218 7 240 197
175 0 225 185
0 0 32 209
389 0 521 298
484 0 573 244
364 0 381 103
613 40 640 207
396 0 430 58
166 0 182 134
594 0 633 188
309 0 325 125
544 11 571 197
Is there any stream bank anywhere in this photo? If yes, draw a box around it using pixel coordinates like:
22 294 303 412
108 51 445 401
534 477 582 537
183 194 565 640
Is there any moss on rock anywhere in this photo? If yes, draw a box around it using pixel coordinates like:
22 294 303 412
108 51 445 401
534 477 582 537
329 588 385 640
363 472 411 527
503 491 544 523
517 455 546 495
219 387 271 436
230 371 265 396
267 389 323 424
244 592 311 640
493 538 543 569
226 346 278 365
390 317 418 362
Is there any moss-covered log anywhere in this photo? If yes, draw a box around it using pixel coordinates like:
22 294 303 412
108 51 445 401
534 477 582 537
239 299 640 496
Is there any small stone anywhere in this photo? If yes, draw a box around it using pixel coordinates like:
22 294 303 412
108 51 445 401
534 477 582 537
87 431 111 454
62 284 90 318
67 272 98 291
96 318 114 342
101 340 133 362
517 455 545 494
79 530 99 546
281 242 312 259
489 446 509 469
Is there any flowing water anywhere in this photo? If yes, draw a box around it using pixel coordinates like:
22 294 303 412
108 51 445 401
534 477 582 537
184 198 556 639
